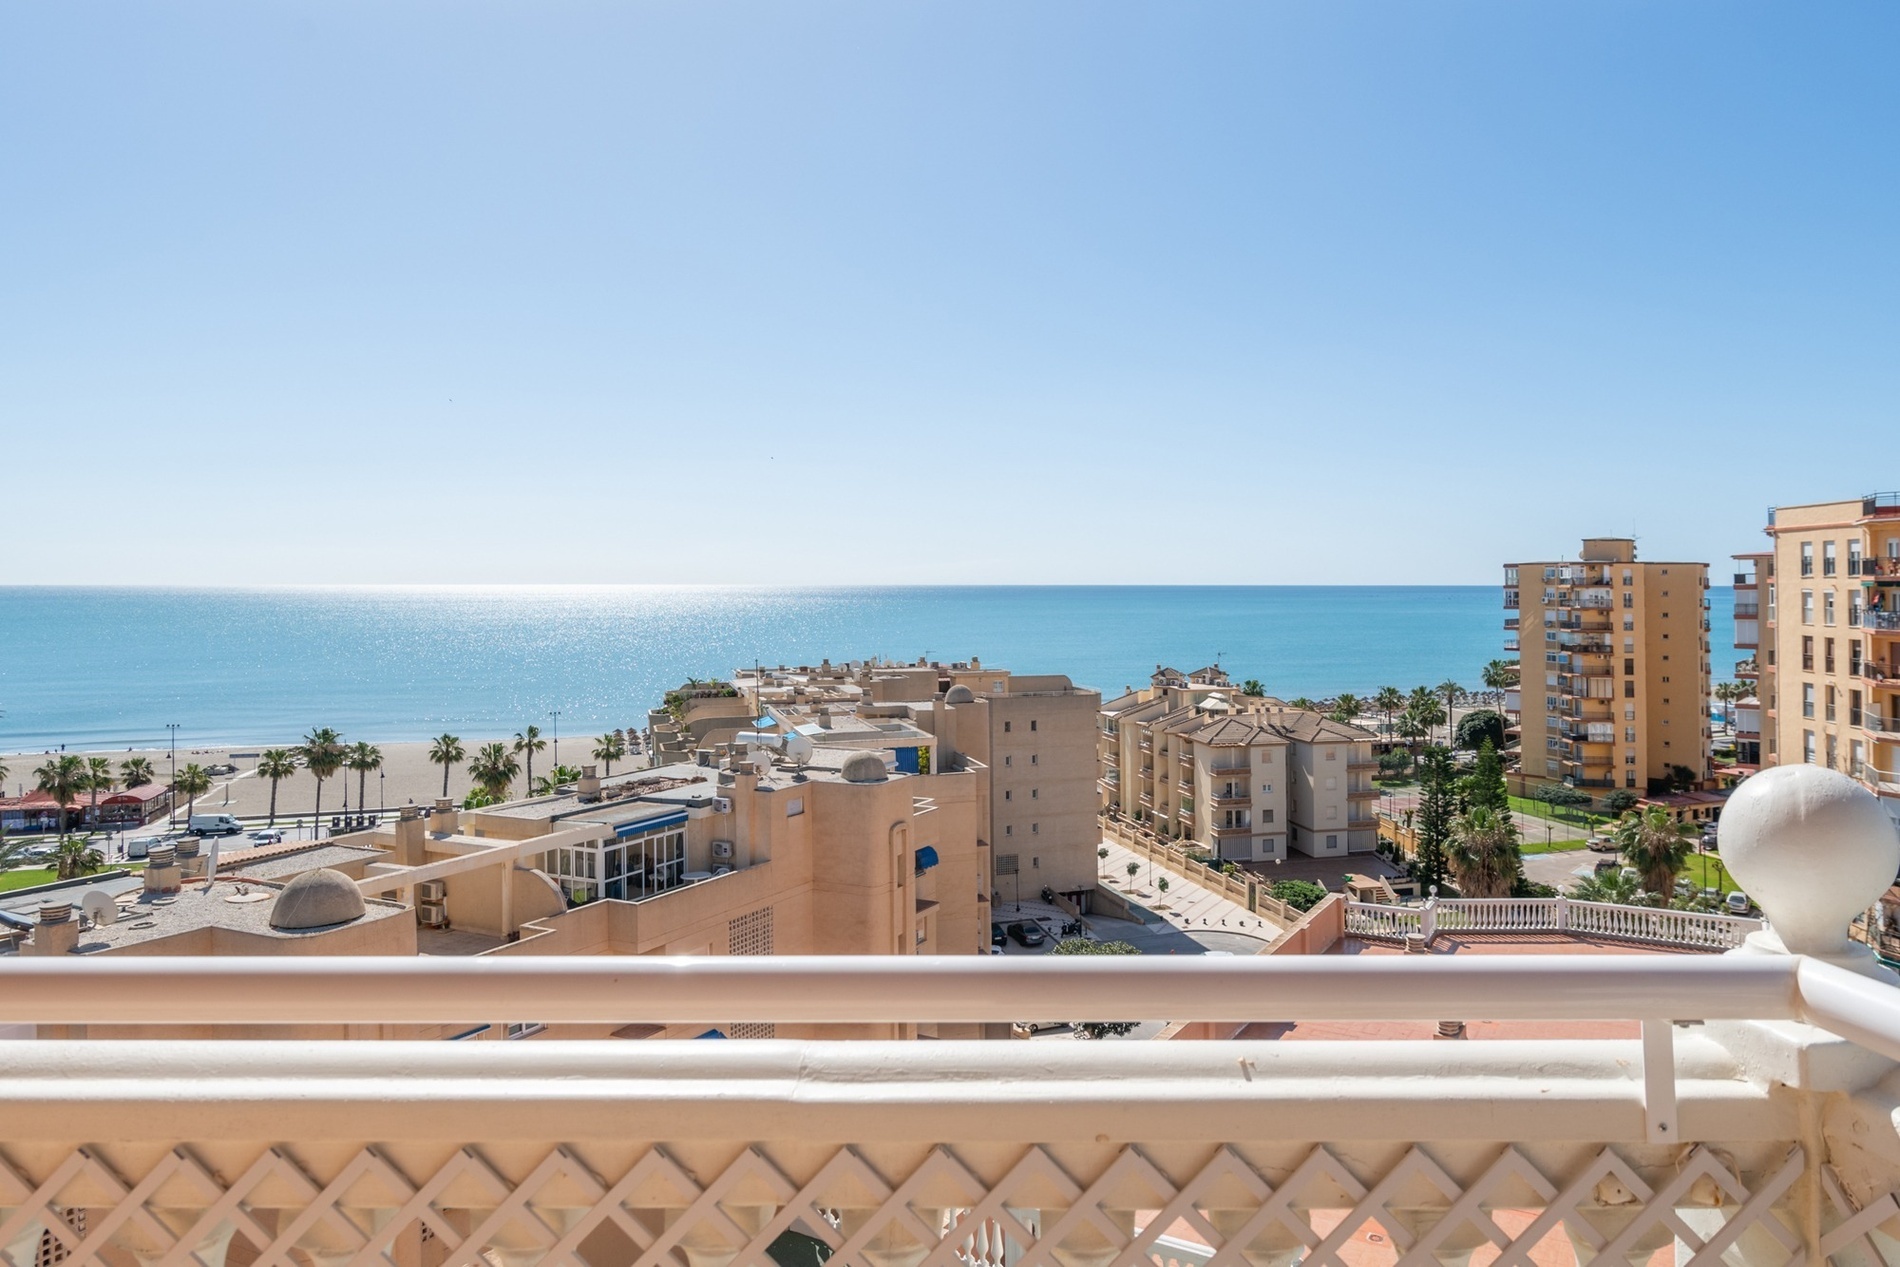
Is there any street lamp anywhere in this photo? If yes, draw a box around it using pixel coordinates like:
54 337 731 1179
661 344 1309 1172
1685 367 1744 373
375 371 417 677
165 723 181 829
551 709 561 768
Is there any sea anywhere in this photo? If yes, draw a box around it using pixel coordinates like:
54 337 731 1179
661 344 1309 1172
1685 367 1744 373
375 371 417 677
0 586 1742 752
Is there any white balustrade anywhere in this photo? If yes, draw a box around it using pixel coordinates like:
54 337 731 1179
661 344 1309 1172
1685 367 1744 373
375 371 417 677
1347 897 1761 949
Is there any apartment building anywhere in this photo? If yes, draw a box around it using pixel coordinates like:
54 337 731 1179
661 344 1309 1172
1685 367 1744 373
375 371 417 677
1504 538 1712 794
1100 666 1378 861
1732 549 1773 767
1751 495 1900 818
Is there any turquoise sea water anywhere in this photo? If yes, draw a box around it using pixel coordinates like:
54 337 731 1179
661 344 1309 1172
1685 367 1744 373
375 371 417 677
0 586 1740 750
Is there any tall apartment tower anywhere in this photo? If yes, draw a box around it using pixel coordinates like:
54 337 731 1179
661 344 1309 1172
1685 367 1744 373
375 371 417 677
1732 550 1773 767
1753 496 1900 820
1503 538 1712 794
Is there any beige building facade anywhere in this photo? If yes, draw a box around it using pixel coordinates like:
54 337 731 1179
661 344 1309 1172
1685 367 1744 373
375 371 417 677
1505 538 1712 794
1750 495 1900 821
1100 667 1378 861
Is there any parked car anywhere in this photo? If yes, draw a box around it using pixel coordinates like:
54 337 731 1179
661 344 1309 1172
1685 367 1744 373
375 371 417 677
1594 858 1621 875
1006 921 1047 948
990 924 1008 950
250 829 284 846
1727 891 1752 915
1587 834 1618 853
125 836 163 860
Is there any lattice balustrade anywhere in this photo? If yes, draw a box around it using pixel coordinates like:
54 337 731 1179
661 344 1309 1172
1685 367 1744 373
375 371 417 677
0 1139 1882 1267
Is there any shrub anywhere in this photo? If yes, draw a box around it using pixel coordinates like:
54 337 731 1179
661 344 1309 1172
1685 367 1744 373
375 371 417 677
1269 879 1328 912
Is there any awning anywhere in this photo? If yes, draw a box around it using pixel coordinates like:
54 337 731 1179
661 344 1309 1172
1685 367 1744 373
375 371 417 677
914 845 940 873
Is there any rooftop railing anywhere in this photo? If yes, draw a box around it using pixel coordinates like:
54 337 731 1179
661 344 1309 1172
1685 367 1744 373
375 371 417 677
5 766 1900 1267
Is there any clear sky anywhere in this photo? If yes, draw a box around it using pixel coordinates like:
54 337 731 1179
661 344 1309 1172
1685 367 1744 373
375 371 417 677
3 3 1895 586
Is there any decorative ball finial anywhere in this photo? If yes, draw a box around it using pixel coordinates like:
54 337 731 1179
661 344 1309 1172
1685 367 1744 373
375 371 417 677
1719 765 1899 957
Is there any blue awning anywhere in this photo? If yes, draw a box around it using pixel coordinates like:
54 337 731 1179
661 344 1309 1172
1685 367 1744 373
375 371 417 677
694 1028 728 1040
914 845 940 873
614 810 690 838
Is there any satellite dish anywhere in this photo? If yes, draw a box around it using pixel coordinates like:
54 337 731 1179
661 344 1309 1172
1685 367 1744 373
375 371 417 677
80 891 119 928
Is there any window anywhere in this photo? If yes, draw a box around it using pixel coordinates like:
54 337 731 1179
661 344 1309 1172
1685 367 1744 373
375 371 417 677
1851 541 1864 575
1031 823 1039 834
1825 591 1837 626
1802 591 1815 624
1826 638 1836 674
1853 641 1864 674
1003 721 1011 733
1801 543 1814 576
786 797 804 817
1623 592 1634 608
1803 684 1816 718
1005 825 1013 836
1030 754 1038 765
1824 541 1838 576
1031 788 1038 799
1625 707 1636 720
1261 809 1274 823
1004 790 1011 801
1826 686 1837 722
1624 658 1635 676
1803 636 1815 670
504 1022 546 1040
1625 727 1637 742
1624 681 1635 698
1326 834 1338 849
1851 690 1863 727
1326 805 1337 820
1004 756 1012 767
1624 618 1635 632
1827 734 1839 769
1626 752 1637 765
1623 570 1633 585
1030 720 1037 731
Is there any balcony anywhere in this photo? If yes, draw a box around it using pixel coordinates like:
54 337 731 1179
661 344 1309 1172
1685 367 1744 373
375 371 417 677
1737 658 1760 678
1211 789 1249 807
1504 616 1520 630
1869 611 1900 632
1347 759 1380 773
1208 822 1252 837
1735 601 1761 618
1346 786 1379 800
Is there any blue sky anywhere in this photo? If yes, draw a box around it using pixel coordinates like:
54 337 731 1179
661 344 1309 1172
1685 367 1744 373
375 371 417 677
3 2 1895 585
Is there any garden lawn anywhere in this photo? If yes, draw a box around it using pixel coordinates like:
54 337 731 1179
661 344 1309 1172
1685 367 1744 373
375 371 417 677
1681 853 1743 895
0 868 57 892
1507 794 1611 830
1519 838 1588 855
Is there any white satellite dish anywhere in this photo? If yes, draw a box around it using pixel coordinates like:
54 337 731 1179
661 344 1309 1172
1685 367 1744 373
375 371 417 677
80 890 119 928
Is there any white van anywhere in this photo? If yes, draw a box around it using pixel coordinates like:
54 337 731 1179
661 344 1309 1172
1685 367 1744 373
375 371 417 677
125 835 163 860
188 813 244 837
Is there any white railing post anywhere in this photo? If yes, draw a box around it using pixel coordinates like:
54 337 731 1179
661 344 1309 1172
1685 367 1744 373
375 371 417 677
1555 894 1569 931
1422 888 1438 944
1641 1017 1677 1145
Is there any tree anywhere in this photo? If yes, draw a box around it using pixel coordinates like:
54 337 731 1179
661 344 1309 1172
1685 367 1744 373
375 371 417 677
85 757 114 830
1602 789 1639 815
347 742 384 814
1048 938 1143 1038
55 836 105 881
1287 697 1317 712
1413 746 1455 892
1374 687 1405 740
592 732 626 776
119 757 155 788
1448 806 1520 899
429 734 465 798
531 764 583 796
298 728 345 830
1466 739 1508 814
1532 782 1591 822
256 749 299 826
1482 657 1518 702
1331 693 1362 725
1124 860 1140 884
172 763 213 828
1157 876 1170 896
1713 681 1746 727
513 726 548 798
468 742 521 802
1270 879 1328 912
1436 679 1465 746
1569 867 1644 905
1240 679 1266 697
1454 709 1506 752
1406 686 1446 751
34 756 87 840
1613 805 1697 899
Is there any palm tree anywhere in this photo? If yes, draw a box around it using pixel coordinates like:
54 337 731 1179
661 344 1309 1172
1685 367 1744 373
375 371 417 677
85 757 114 831
1436 679 1464 746
172 763 213 829
1374 686 1405 740
1614 805 1698 900
256 749 299 825
1569 867 1645 905
1240 679 1266 698
1332 693 1363 725
468 742 521 802
1713 681 1747 730
55 836 105 881
592 733 627 776
298 728 345 831
513 725 547 794
347 742 384 814
120 756 155 788
1481 659 1517 713
1287 697 1317 712
429 734 465 798
34 755 87 840
531 765 583 796
1448 806 1519 899
1403 688 1445 755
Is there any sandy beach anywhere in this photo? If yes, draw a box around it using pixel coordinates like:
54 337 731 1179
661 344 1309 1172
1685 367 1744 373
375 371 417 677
1 733 650 829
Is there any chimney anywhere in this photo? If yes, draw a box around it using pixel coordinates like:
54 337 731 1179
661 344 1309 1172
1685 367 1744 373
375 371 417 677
28 902 79 956
816 708 834 730
394 804 425 858
428 798 458 836
174 836 204 879
145 845 181 895
577 764 601 801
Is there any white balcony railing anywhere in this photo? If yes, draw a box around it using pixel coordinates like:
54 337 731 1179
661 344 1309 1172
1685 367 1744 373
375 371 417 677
1346 896 1761 950
3 765 1900 1267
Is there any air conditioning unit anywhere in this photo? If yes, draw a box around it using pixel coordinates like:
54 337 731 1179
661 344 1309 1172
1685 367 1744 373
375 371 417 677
713 797 733 814
417 901 449 929
416 880 446 903
711 839 733 859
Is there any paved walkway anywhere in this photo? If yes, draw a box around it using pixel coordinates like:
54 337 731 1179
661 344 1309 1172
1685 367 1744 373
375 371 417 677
1095 839 1284 943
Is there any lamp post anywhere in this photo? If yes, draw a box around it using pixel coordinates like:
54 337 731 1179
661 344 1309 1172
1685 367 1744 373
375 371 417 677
379 769 385 814
551 710 561 768
166 723 180 829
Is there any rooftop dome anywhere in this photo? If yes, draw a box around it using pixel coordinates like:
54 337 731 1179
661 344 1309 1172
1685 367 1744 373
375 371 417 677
840 751 889 783
269 868 367 931
945 685 976 704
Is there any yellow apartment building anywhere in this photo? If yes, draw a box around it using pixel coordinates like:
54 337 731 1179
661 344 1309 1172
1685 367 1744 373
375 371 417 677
1752 495 1900 820
1732 549 1773 767
1100 666 1379 862
1505 538 1712 795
